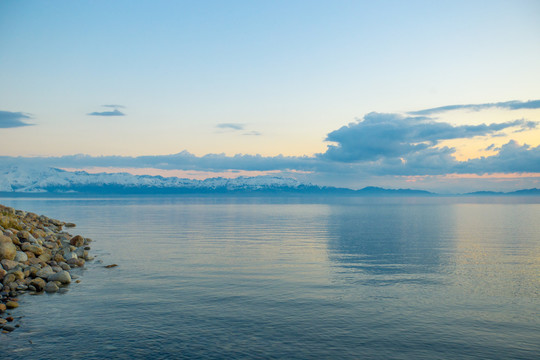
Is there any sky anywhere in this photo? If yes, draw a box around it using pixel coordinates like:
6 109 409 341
1 0 540 193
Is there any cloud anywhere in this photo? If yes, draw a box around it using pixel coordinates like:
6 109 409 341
0 110 34 128
410 100 540 116
458 141 540 174
102 104 125 109
320 112 531 162
216 123 245 130
2 100 539 187
243 131 262 136
88 109 125 116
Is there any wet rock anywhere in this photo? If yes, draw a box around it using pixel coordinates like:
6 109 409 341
44 281 59 293
69 235 85 247
65 223 76 228
2 324 16 332
30 277 46 292
48 270 71 284
67 258 85 267
0 303 6 312
6 300 19 309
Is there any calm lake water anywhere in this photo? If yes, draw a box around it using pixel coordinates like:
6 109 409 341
1 196 539 359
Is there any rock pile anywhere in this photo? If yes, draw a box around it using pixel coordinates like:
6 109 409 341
0 204 93 333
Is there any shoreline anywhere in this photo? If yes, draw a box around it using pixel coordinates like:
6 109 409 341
0 204 93 333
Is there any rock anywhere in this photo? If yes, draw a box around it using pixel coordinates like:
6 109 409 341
60 262 71 271
67 258 85 267
44 281 59 293
3 273 17 285
16 283 28 291
69 235 85 247
48 270 71 284
31 277 46 292
17 230 37 243
63 251 78 260
2 324 16 332
12 270 24 280
53 253 65 262
0 318 6 324
21 243 44 256
0 303 6 312
36 265 55 279
13 251 28 263
6 300 19 309
65 223 76 228
1 259 20 271
27 265 39 277
104 264 118 268
0 235 17 260
38 252 52 262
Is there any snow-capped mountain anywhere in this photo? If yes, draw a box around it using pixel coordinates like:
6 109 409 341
0 166 310 193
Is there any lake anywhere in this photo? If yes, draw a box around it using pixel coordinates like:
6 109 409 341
0 196 539 359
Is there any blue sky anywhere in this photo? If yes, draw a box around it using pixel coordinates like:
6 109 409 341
1 0 539 192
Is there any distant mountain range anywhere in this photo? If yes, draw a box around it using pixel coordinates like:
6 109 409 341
0 166 538 196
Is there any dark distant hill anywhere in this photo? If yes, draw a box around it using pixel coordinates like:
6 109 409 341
355 186 433 196
465 188 540 196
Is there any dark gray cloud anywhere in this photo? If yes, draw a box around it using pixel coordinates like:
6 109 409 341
410 100 540 116
88 109 125 116
216 123 245 130
320 112 532 162
0 110 34 128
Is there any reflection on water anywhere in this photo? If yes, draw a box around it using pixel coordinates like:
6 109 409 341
0 196 538 359
326 201 453 286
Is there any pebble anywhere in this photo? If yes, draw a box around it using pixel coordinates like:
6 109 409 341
0 203 96 331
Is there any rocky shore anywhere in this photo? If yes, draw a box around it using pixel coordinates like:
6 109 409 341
0 204 93 333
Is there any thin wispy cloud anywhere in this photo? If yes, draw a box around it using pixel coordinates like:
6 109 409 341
88 105 126 116
410 100 540 116
216 123 245 131
243 131 262 136
0 110 34 128
102 104 126 109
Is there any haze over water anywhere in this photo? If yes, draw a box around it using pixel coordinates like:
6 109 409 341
1 196 538 359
